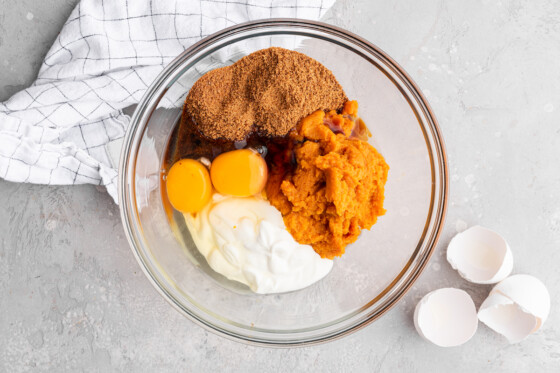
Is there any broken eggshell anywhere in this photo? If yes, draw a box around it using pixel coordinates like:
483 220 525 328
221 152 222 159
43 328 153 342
447 225 513 284
478 274 550 344
414 288 478 347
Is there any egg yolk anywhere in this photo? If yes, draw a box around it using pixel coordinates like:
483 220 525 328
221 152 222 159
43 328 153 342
210 149 268 197
166 159 212 213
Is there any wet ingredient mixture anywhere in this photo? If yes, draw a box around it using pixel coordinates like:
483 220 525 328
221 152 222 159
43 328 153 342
164 47 389 293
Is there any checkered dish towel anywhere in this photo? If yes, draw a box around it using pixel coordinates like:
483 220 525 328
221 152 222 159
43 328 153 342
0 0 334 203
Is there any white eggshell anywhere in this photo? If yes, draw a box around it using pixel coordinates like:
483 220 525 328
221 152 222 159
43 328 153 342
414 288 478 347
447 225 513 284
478 274 551 343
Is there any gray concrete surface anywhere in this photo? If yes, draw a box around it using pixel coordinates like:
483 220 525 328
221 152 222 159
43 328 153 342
1 0 559 372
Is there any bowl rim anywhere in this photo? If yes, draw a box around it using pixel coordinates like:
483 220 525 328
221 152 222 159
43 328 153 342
119 18 449 347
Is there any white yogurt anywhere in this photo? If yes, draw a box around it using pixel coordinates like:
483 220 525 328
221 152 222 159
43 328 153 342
183 194 333 294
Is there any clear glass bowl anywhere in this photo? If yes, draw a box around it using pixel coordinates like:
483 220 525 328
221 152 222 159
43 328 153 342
119 19 448 346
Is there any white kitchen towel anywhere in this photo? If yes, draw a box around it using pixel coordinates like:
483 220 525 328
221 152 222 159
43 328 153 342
0 0 334 203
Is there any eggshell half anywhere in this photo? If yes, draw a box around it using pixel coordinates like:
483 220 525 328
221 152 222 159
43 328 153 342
447 225 513 284
414 288 478 347
478 274 550 343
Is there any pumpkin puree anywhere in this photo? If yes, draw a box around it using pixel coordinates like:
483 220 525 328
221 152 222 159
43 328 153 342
266 101 389 259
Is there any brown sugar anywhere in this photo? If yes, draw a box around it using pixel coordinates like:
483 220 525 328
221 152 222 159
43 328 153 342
266 102 389 259
185 47 347 141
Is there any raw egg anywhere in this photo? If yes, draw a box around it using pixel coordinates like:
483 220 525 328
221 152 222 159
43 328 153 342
210 149 268 197
166 159 212 213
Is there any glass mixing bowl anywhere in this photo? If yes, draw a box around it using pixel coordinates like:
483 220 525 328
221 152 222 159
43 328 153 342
119 19 448 346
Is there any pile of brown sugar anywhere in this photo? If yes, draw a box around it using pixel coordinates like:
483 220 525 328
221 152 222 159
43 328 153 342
185 47 347 141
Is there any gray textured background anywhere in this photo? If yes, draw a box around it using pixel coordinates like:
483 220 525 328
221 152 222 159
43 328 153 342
1 0 559 372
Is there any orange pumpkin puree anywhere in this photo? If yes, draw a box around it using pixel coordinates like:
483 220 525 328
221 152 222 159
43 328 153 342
266 101 389 259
